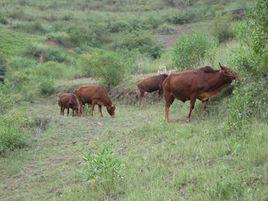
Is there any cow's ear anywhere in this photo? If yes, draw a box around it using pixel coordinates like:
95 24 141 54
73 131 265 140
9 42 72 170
219 62 223 69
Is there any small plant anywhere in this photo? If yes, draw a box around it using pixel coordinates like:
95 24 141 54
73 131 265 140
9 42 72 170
82 144 124 195
173 32 217 70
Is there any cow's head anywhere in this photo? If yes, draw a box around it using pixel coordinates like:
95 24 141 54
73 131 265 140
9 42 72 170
219 63 238 80
107 104 116 117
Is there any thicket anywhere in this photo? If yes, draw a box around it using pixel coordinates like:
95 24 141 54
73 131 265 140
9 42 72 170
173 32 217 70
225 0 268 134
80 50 126 89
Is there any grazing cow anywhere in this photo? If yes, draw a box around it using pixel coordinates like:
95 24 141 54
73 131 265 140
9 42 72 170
73 85 116 117
162 64 238 122
58 93 81 116
136 73 168 107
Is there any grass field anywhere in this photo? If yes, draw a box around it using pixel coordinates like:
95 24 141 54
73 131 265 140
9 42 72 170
0 0 267 200
1 96 267 201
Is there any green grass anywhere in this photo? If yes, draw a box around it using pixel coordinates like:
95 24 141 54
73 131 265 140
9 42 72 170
0 99 267 201
0 29 41 57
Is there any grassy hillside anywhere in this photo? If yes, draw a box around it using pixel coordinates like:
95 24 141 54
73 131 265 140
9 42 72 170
0 0 267 201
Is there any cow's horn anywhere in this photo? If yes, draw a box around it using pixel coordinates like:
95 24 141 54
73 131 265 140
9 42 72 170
219 62 223 69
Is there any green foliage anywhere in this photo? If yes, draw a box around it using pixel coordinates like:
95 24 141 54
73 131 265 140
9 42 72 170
38 78 55 96
0 111 28 154
24 43 67 63
226 79 268 136
0 28 40 57
157 23 177 34
7 56 37 70
212 14 234 43
82 144 124 194
0 14 8 24
173 32 217 70
46 32 72 47
113 31 162 58
68 23 109 48
12 21 47 34
80 50 126 88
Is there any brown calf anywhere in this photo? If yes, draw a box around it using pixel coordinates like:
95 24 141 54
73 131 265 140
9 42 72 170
73 85 116 117
136 73 168 106
162 64 238 122
58 93 81 116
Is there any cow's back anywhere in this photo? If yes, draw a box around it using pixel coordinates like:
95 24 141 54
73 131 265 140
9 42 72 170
75 85 111 105
137 74 168 92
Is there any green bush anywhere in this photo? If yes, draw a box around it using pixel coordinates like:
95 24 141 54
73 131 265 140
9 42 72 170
8 56 37 70
173 32 217 70
226 79 268 136
157 23 177 34
212 14 234 43
80 50 126 88
38 78 55 96
0 14 8 25
82 144 124 194
68 23 109 48
24 43 67 63
108 19 130 33
46 32 72 47
113 31 162 58
0 111 28 154
12 21 47 34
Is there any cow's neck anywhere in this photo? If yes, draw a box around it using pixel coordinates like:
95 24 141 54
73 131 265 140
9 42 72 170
102 97 112 107
205 72 232 92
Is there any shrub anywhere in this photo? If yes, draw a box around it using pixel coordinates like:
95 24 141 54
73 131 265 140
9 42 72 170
0 54 6 80
12 21 47 34
46 32 72 47
173 32 217 70
0 111 28 154
38 78 55 96
113 31 162 58
226 79 268 136
82 144 124 194
167 9 197 25
212 14 234 43
8 56 37 70
157 23 177 34
108 19 130 33
80 50 126 88
0 14 8 25
24 43 67 63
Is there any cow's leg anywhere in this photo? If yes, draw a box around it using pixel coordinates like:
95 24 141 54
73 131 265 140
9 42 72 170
158 88 162 100
60 107 64 115
164 92 174 122
187 97 197 122
91 102 96 116
140 91 145 108
98 105 103 117
72 109 75 116
202 99 209 113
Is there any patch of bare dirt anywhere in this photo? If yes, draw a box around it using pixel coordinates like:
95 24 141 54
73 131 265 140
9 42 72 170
42 39 60 48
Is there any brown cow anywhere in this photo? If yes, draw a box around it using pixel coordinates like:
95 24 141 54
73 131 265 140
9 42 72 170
162 64 238 122
136 73 168 107
73 85 116 117
58 93 81 116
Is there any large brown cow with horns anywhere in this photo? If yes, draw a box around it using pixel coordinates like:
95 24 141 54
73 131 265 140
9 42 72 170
162 63 238 122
